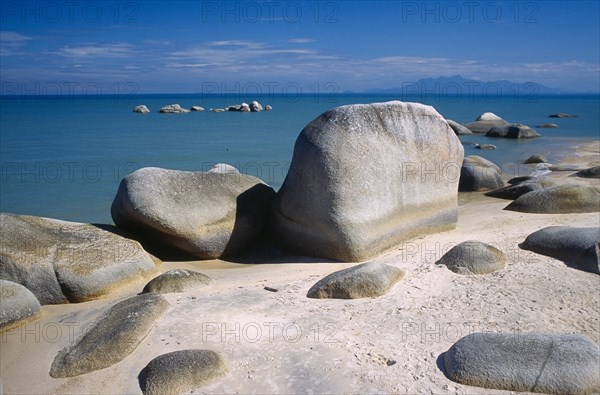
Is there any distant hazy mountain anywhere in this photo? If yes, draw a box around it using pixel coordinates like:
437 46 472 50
363 75 575 95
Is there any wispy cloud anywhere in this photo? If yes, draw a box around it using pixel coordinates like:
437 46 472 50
0 31 33 56
57 43 136 58
288 38 316 43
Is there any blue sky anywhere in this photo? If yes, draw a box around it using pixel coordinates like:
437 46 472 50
1 0 599 93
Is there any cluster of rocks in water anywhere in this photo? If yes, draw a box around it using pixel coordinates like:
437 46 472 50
133 101 272 114
1 100 599 394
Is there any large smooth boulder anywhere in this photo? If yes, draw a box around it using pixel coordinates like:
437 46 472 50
573 166 600 179
505 185 600 213
486 123 541 139
0 279 41 329
141 350 227 395
520 226 599 274
446 119 472 135
435 241 505 275
464 112 508 133
0 213 157 305
307 262 404 299
444 332 600 394
111 167 275 259
142 269 213 294
159 104 189 114
459 155 504 192
272 101 464 262
50 293 169 378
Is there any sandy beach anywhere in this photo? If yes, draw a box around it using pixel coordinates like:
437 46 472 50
1 140 599 395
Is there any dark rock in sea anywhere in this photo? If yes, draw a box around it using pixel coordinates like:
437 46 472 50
549 113 578 118
464 112 508 133
444 332 600 394
271 101 463 261
505 184 600 213
486 123 541 139
459 155 504 192
265 105 273 111
446 119 473 135
141 350 227 395
111 167 275 260
435 241 505 275
524 154 547 164
142 269 213 294
190 106 205 112
0 279 41 329
0 213 157 305
537 123 559 128
475 144 496 150
250 101 263 112
159 104 189 114
520 226 599 274
507 175 534 185
133 105 150 113
307 262 404 299
573 166 600 179
50 293 169 378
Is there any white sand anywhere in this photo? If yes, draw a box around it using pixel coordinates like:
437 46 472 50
1 141 599 394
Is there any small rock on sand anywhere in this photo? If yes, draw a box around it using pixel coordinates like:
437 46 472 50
435 241 505 275
0 280 41 329
142 269 213 294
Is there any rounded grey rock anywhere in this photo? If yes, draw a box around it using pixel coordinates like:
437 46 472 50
446 119 473 135
435 240 505 275
0 279 41 329
459 155 504 192
573 166 600 179
142 269 213 294
486 123 541 139
505 184 600 213
524 154 547 164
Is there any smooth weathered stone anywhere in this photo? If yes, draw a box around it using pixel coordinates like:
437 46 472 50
208 163 239 174
272 101 463 262
250 101 263 112
0 213 157 305
475 144 496 150
307 262 404 299
265 105 272 111
240 103 250 112
505 185 600 213
573 166 600 179
190 106 205 112
486 123 541 139
444 332 600 394
537 123 559 128
435 241 505 275
459 156 504 192
520 226 600 274
111 167 275 259
549 113 578 118
141 350 226 395
142 269 213 294
507 175 534 185
0 279 41 329
524 154 547 164
485 178 555 200
446 119 473 135
159 104 189 114
464 112 508 133
50 293 169 378
133 105 150 113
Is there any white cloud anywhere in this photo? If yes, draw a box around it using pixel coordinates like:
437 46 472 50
0 31 33 56
288 38 316 43
57 43 136 58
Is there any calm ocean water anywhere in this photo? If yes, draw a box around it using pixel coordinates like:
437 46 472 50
1 93 598 224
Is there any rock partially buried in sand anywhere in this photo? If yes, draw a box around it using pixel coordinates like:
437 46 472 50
446 119 473 135
307 262 404 299
464 112 508 133
0 279 41 329
459 155 504 192
485 178 555 200
573 166 600 179
272 101 464 262
549 113 578 118
524 154 547 164
159 104 189 114
0 213 157 305
444 332 600 394
50 293 169 378
111 167 275 259
435 241 505 275
141 350 227 395
142 269 213 294
486 123 541 139
520 226 600 274
133 105 150 113
505 184 600 214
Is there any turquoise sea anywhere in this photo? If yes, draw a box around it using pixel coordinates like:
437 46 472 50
1 93 599 224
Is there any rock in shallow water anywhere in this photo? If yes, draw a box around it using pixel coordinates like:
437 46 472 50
111 167 275 259
50 293 169 378
435 241 505 275
464 112 508 133
486 123 541 139
141 349 227 395
159 104 189 113
0 213 157 304
272 101 464 262
444 332 600 395
307 262 404 299
0 279 41 329
459 155 504 192
446 119 473 135
142 269 213 294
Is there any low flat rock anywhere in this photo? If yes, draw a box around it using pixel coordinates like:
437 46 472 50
159 104 189 114
307 262 404 299
133 105 150 113
459 156 504 192
446 119 473 135
50 293 169 378
141 350 227 395
0 279 41 329
464 112 508 133
0 213 157 305
486 123 541 139
524 154 547 164
573 166 600 179
475 144 496 150
485 178 555 200
190 106 205 112
142 269 213 294
505 185 600 213
435 241 505 275
537 123 559 128
444 332 600 394
520 226 600 274
549 113 578 118
507 175 534 185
